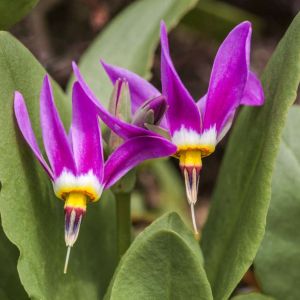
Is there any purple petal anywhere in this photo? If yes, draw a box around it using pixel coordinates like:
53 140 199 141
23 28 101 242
72 62 158 140
103 136 176 189
40 76 76 178
241 71 265 106
197 72 263 117
71 82 104 182
160 21 201 135
14 91 54 180
203 21 251 135
101 60 160 115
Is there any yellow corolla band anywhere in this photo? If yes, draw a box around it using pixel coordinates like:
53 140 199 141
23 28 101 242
64 192 87 210
176 144 215 164
56 186 100 202
177 144 215 157
179 150 202 168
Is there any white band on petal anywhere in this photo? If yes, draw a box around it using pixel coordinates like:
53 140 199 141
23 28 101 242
172 126 217 148
53 169 103 201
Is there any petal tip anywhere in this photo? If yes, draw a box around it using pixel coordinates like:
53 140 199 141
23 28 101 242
14 90 23 102
71 61 78 70
235 20 252 35
160 20 167 30
72 61 81 78
100 59 111 75
160 20 168 40
42 74 52 92
13 91 25 114
99 58 107 66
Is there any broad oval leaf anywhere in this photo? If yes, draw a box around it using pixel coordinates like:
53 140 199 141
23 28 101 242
68 0 197 106
105 212 212 300
0 0 39 29
254 106 300 300
0 31 117 299
201 12 300 300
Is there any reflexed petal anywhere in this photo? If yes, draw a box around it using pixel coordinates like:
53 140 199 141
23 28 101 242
71 82 104 182
103 136 176 188
203 21 252 135
40 76 76 178
197 72 264 136
101 60 160 115
241 71 265 106
72 62 157 140
14 91 54 180
160 21 201 135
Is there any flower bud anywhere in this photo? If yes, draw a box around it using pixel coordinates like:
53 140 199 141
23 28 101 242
108 79 131 150
132 95 167 128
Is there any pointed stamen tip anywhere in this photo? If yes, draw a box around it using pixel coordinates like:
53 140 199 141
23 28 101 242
64 246 72 274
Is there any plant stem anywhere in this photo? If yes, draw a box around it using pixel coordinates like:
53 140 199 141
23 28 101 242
115 192 131 260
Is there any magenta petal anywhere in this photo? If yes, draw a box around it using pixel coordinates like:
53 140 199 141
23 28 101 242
103 136 176 189
72 62 157 140
40 76 76 178
71 82 104 181
241 71 265 106
101 60 161 115
14 92 54 180
203 21 252 134
160 21 201 135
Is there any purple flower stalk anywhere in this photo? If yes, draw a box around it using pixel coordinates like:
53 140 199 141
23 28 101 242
14 76 176 272
95 21 265 238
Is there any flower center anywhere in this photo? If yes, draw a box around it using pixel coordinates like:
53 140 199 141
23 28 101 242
177 144 215 158
177 145 215 240
63 192 87 273
64 192 87 247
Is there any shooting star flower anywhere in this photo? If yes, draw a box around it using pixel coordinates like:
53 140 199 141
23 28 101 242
93 21 264 238
14 76 176 272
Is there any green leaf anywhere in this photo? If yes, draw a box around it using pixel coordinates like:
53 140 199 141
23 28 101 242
0 220 27 300
68 0 197 106
0 0 39 29
105 212 212 300
182 0 262 41
254 106 300 300
0 31 117 299
231 292 275 300
201 12 300 300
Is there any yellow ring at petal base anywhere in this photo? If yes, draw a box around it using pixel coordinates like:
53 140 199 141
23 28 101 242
175 144 215 160
55 186 101 202
64 192 87 210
